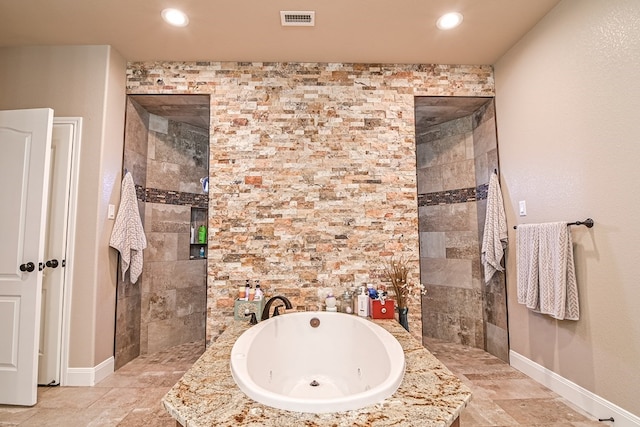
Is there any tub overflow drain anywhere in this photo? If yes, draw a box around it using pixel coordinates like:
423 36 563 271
310 380 320 387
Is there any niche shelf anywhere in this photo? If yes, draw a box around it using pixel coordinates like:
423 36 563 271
190 207 208 259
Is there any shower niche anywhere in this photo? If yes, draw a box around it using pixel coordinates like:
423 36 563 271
190 207 208 259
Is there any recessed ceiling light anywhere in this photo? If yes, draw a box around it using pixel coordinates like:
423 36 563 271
161 8 189 27
436 12 463 30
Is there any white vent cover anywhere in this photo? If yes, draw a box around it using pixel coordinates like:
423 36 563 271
280 11 315 26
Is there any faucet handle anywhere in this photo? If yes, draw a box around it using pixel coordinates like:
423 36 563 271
244 311 258 325
273 306 281 316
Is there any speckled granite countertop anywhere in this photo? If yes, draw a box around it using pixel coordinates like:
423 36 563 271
162 318 471 427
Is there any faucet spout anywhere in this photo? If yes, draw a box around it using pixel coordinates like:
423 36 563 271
261 296 293 320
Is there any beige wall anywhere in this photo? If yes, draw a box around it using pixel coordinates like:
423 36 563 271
0 45 126 367
494 0 640 416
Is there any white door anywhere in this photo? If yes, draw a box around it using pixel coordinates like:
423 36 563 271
0 108 53 406
38 119 78 386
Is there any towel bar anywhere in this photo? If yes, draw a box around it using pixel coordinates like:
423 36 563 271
513 218 594 229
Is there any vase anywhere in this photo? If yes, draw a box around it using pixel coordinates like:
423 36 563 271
398 307 409 331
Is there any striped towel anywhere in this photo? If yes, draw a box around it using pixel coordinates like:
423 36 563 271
109 172 147 283
481 172 508 283
516 222 579 320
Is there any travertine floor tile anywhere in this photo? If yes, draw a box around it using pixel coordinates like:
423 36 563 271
425 337 601 426
495 398 599 424
0 338 604 426
32 387 110 409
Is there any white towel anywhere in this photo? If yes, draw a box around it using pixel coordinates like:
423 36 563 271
516 224 540 310
109 172 147 283
481 172 508 283
516 222 579 320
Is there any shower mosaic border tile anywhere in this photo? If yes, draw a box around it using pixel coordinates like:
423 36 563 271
418 182 489 207
135 184 209 209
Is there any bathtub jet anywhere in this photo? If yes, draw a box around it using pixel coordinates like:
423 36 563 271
230 311 405 414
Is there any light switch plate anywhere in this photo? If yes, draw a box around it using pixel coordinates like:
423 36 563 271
108 204 116 219
519 200 527 216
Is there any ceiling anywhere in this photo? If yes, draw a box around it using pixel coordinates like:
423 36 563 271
0 0 561 65
2 1 560 129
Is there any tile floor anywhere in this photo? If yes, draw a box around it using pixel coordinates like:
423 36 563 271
0 338 604 426
424 338 604 427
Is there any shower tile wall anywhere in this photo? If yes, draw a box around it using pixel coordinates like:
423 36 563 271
125 62 496 344
117 99 209 366
417 115 484 348
416 99 509 362
472 101 509 362
142 117 208 355
115 98 148 369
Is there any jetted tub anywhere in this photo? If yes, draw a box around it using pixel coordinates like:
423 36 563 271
230 311 405 414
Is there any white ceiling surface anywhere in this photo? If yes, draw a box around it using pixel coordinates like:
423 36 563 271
0 0 561 64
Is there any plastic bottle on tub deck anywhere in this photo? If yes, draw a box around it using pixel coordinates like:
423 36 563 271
357 286 369 317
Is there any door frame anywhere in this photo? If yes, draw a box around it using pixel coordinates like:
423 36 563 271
53 117 82 386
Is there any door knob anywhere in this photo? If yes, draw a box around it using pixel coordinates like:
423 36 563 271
19 262 35 272
45 259 59 268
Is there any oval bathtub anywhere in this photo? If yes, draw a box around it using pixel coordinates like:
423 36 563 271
230 311 405 414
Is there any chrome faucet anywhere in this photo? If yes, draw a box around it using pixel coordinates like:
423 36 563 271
261 296 293 321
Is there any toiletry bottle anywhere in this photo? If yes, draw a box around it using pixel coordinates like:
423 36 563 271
199 246 205 258
198 225 207 244
341 290 353 314
245 281 251 300
379 287 387 303
238 282 246 300
367 283 378 300
254 284 263 301
325 292 337 312
357 286 369 317
190 225 195 244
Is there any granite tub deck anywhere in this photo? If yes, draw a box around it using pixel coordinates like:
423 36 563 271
162 318 472 427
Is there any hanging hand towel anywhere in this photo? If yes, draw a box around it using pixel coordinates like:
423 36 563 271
516 224 540 310
481 172 508 283
109 172 147 283
537 222 579 320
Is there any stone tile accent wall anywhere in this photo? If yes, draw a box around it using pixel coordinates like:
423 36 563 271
126 62 495 344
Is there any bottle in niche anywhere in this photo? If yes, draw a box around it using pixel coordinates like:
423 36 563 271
198 225 207 244
199 246 205 258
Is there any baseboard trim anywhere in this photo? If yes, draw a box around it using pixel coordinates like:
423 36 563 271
64 356 114 387
510 350 640 427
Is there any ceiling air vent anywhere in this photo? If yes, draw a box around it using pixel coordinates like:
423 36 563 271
280 11 315 27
